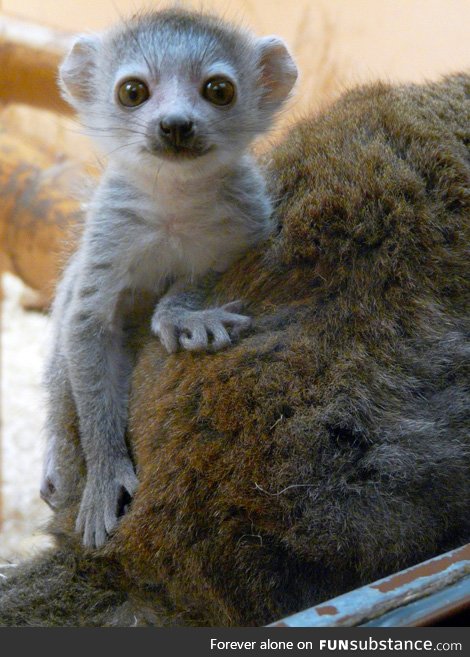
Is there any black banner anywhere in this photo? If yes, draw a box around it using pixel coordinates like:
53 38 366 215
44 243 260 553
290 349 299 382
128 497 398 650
0 627 468 656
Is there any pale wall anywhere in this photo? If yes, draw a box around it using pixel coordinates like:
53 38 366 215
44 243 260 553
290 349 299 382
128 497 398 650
3 1 470 89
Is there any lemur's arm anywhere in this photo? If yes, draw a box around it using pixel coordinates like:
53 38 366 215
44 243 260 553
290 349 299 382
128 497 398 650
151 159 274 355
152 273 251 353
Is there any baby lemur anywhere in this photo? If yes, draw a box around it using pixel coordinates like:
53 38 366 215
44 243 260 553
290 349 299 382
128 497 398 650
40 9 297 548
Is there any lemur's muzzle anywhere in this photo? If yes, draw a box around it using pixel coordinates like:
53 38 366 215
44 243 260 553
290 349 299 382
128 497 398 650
159 115 195 148
145 114 212 159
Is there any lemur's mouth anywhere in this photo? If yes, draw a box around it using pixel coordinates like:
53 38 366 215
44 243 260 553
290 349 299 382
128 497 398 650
143 144 214 160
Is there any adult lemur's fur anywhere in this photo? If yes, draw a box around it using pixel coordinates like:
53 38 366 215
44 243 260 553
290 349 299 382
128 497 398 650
2 73 468 626
41 9 297 547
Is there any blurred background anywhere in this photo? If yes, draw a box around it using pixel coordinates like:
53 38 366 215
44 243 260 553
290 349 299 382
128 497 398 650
1 0 469 563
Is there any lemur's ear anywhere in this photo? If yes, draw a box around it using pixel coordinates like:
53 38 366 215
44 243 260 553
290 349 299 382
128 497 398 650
257 36 298 106
59 34 101 106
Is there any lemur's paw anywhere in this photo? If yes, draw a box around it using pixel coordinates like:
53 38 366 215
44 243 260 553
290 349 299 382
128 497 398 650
151 301 251 353
76 459 138 549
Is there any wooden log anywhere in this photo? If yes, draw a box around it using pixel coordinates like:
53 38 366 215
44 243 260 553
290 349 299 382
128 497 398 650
0 128 83 307
0 16 72 115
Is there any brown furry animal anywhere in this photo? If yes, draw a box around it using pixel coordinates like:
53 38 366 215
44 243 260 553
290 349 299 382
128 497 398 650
1 73 469 626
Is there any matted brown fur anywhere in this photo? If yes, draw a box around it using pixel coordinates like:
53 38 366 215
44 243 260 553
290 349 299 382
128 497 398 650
1 73 469 626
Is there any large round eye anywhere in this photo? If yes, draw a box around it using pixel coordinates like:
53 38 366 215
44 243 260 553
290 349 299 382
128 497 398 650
117 79 150 107
202 78 235 106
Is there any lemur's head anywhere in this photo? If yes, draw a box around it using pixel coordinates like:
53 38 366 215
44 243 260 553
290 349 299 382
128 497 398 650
60 9 297 171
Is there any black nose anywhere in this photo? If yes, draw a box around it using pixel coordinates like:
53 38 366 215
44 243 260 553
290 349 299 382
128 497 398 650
159 117 194 147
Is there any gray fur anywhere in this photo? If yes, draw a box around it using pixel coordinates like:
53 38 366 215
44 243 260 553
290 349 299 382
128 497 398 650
42 9 297 548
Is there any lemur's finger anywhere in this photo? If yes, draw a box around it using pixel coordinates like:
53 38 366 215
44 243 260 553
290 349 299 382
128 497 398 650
158 324 179 353
207 322 231 351
82 519 95 549
94 519 107 549
76 504 86 533
76 517 84 537
40 476 58 509
180 323 208 351
221 312 252 328
104 499 119 535
122 471 138 496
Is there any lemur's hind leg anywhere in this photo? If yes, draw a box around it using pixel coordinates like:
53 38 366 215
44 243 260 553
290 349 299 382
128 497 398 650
41 255 82 510
41 350 80 510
